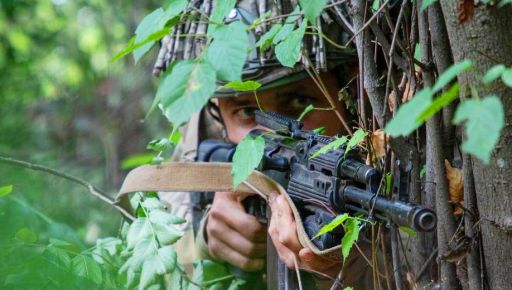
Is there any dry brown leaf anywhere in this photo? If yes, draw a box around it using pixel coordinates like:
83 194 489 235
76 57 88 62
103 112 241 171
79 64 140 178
365 129 388 165
458 0 475 23
445 160 464 216
406 271 418 290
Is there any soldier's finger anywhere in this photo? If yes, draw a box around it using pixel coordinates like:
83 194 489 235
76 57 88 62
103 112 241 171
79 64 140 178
208 237 264 272
268 222 298 269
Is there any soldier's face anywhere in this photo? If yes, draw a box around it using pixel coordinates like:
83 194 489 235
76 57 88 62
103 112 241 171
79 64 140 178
218 72 349 144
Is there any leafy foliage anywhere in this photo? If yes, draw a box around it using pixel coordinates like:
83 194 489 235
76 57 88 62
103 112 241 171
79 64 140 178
275 21 307 67
417 83 460 122
310 136 348 159
231 135 265 189
341 218 360 261
482 64 506 84
207 21 249 81
453 96 504 164
313 213 349 239
299 0 329 24
0 185 13 197
345 128 368 156
385 88 433 137
223 80 262 92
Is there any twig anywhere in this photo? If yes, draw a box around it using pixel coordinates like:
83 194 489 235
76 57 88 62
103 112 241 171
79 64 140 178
0 156 135 221
345 0 391 47
415 247 438 281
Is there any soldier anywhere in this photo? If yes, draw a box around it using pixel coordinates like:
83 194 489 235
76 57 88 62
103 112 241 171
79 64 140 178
152 1 383 288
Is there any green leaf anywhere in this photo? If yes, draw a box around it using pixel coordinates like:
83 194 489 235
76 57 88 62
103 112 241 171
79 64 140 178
256 24 282 52
139 247 177 290
208 0 237 35
299 0 329 25
342 218 360 261
44 246 72 270
0 185 13 197
223 80 262 92
72 254 103 285
310 136 348 159
345 128 368 155
432 59 473 94
501 68 512 87
420 165 427 178
417 83 460 122
399 226 418 240
207 21 249 81
112 27 171 62
343 287 354 290
133 0 188 62
158 61 217 127
313 213 349 239
275 21 307 68
15 227 37 243
273 7 301 44
127 218 152 250
453 96 504 164
121 153 154 169
384 88 433 137
420 0 438 12
149 209 186 225
482 64 506 84
297 104 314 121
231 135 265 189
371 0 380 12
132 8 164 62
153 222 184 245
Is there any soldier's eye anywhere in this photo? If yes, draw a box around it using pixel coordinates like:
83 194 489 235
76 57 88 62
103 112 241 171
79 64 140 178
289 95 315 109
235 107 257 120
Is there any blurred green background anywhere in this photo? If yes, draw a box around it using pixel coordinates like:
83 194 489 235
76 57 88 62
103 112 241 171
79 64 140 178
0 0 167 252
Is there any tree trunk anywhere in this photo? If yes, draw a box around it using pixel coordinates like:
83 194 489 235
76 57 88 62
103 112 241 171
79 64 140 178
439 3 512 289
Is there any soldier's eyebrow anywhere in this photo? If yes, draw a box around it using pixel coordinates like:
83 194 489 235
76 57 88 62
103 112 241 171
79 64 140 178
223 97 255 107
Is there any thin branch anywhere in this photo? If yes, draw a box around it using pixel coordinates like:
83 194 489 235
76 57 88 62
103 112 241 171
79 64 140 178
0 156 135 221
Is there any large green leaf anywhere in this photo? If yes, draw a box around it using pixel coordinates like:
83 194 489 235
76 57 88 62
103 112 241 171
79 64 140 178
231 135 265 189
453 96 504 164
341 218 360 261
501 68 512 87
208 0 237 35
432 59 473 94
153 222 184 245
126 218 152 250
157 61 217 127
139 247 177 290
132 0 188 62
273 7 301 44
420 0 438 11
15 227 37 243
72 254 103 285
384 88 433 137
149 209 186 225
275 21 307 68
299 0 329 25
207 21 249 81
310 136 348 159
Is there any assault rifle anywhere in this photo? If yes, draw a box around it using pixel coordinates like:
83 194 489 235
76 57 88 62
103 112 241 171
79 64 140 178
195 110 436 290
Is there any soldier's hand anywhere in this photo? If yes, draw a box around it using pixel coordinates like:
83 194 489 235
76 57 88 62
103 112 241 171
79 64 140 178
267 192 342 278
206 191 267 271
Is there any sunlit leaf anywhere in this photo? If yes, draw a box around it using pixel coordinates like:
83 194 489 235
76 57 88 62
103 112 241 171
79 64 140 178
345 128 368 155
482 64 506 84
342 218 360 261
121 153 154 169
310 136 348 159
112 27 171 62
158 61 217 127
231 135 265 189
299 0 329 25
72 254 103 285
453 96 504 164
297 104 314 121
148 209 186 225
385 172 392 195
208 0 237 35
126 218 152 250
223 80 262 92
207 21 249 81
384 88 433 137
147 138 172 152
0 185 13 197
153 222 184 245
432 59 473 94
417 83 460 122
313 213 349 239
275 21 307 68
15 227 37 243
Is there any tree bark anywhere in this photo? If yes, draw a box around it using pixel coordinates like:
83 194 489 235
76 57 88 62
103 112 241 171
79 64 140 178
440 3 512 289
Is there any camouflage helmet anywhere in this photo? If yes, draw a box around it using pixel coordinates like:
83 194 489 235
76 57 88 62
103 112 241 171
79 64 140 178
152 0 356 97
